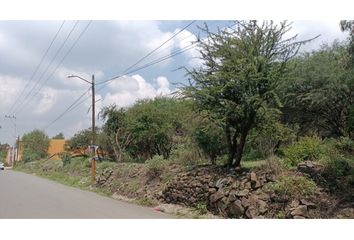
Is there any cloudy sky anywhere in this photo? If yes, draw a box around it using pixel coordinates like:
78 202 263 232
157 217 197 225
0 20 350 144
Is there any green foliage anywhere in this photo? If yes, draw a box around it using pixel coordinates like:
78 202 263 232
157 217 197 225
281 41 354 137
193 203 208 215
192 117 227 164
169 139 205 167
100 97 197 163
246 109 296 158
332 136 354 153
0 143 9 162
280 136 326 166
184 20 308 167
52 132 65 139
59 152 71 166
145 155 169 177
68 128 93 149
320 156 354 191
21 129 50 162
270 175 317 199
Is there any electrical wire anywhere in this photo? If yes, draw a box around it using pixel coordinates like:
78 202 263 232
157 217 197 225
42 87 91 130
16 21 93 116
12 21 80 115
7 21 66 115
43 21 196 130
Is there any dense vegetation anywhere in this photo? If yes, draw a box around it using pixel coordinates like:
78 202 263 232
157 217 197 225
14 20 354 218
21 129 50 162
18 21 354 170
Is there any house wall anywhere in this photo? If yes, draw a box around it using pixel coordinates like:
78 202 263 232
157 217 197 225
47 139 67 160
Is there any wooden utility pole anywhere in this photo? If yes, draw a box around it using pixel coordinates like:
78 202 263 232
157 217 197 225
91 74 96 182
91 74 95 145
16 135 20 162
68 74 96 182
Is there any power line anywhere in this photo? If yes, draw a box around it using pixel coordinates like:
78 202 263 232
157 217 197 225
98 20 197 86
43 87 91 130
122 20 196 75
45 41 199 129
7 21 66 115
16 21 93 116
12 21 80 115
43 21 206 130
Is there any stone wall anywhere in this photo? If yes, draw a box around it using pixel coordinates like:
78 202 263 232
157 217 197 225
162 167 279 218
161 166 324 218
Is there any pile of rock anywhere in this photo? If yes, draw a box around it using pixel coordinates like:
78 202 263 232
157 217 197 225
208 171 274 218
162 168 213 206
95 168 114 186
286 199 316 219
162 167 277 218
297 161 324 177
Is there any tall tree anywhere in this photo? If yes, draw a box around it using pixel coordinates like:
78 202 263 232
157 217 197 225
21 129 50 162
340 20 354 68
282 42 354 137
184 21 311 168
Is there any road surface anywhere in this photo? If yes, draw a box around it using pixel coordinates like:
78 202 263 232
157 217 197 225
0 170 170 218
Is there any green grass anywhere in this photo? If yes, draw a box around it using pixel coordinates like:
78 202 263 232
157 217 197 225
242 160 266 169
13 159 117 197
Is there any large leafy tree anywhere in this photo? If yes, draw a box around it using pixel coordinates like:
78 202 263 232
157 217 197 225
282 42 354 137
100 105 132 162
184 21 310 168
340 20 354 68
21 129 50 162
101 98 188 162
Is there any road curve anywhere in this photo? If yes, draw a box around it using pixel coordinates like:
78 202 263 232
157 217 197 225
0 170 170 219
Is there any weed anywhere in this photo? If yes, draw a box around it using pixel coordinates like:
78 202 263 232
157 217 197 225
270 175 317 199
280 136 326 167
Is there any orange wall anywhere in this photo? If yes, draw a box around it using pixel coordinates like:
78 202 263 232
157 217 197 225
47 139 67 160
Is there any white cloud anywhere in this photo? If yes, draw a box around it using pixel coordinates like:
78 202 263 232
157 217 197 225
34 87 57 115
101 74 173 108
0 75 23 109
174 29 203 67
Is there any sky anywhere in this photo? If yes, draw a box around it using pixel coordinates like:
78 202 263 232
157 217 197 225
0 20 350 144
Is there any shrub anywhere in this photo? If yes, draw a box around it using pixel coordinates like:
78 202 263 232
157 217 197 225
332 137 354 153
170 140 205 167
193 203 208 215
319 156 353 191
145 155 169 177
21 129 50 162
280 136 326 167
270 175 317 199
262 156 285 175
59 152 71 166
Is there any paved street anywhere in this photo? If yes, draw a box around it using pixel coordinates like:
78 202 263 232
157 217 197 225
0 170 170 219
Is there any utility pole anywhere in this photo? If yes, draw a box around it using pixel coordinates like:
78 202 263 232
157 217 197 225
16 135 20 162
5 115 16 166
91 74 95 146
91 74 96 182
68 74 96 182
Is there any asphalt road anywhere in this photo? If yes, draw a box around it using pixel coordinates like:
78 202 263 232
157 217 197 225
0 170 170 219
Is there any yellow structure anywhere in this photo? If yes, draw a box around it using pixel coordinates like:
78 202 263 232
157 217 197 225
47 139 67 160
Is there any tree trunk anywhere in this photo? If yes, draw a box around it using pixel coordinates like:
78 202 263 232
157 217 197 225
225 124 237 167
233 132 247 167
233 112 256 167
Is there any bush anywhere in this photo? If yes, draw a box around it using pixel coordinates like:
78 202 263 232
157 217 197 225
270 175 317 199
145 155 168 177
332 137 354 153
170 140 204 167
320 156 353 191
21 129 50 162
59 152 71 166
280 136 326 167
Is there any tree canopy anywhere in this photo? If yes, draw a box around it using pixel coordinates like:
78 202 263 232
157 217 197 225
183 20 311 167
